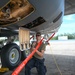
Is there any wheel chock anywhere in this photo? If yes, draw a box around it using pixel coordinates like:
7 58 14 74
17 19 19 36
0 68 9 72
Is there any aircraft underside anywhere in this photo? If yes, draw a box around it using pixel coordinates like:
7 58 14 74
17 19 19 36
0 0 64 72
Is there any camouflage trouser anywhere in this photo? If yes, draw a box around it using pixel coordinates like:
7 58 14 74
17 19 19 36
25 57 47 75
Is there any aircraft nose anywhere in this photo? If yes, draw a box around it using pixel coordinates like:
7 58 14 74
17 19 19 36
0 0 9 8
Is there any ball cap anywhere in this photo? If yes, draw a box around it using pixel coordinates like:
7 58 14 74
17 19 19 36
36 32 41 36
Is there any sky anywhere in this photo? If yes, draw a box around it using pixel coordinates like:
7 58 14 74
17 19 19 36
56 14 75 35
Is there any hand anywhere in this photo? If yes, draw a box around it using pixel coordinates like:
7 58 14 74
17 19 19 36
32 48 36 51
30 48 35 52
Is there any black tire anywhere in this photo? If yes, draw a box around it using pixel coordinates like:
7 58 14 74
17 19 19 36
0 48 2 56
21 50 26 61
1 43 21 70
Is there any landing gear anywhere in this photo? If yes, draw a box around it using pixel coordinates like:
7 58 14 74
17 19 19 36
1 43 21 70
0 27 30 73
21 50 26 61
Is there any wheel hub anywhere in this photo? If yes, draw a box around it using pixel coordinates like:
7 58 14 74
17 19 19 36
9 48 19 64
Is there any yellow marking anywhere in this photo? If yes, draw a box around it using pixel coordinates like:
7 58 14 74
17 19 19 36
0 68 9 72
50 44 63 75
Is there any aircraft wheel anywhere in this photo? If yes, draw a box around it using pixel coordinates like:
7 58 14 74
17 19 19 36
1 43 21 70
0 48 1 56
21 50 26 61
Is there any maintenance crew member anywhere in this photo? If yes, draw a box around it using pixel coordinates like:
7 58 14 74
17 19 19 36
25 32 47 75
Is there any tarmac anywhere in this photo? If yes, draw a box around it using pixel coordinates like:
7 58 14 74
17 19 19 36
0 40 75 75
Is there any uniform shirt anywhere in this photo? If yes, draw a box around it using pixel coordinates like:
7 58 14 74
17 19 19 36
32 42 46 59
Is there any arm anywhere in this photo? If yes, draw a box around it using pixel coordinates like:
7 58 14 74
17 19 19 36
36 43 46 57
30 47 34 53
36 50 45 57
30 41 36 53
30 42 46 57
